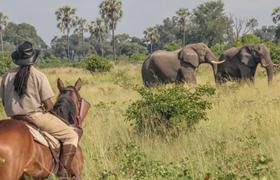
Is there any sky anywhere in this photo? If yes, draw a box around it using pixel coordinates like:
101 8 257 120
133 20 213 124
0 0 279 45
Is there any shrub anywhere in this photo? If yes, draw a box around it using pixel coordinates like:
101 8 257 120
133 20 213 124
128 53 147 62
211 43 227 56
233 34 262 47
83 53 112 72
163 42 182 51
126 85 215 135
0 53 12 75
264 41 280 64
99 143 193 179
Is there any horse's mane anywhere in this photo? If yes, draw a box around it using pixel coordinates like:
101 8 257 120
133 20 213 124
52 88 76 124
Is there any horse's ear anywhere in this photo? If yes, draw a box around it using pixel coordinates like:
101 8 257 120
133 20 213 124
57 78 64 92
75 78 82 91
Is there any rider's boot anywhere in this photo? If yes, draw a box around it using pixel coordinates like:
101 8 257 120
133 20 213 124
57 144 77 179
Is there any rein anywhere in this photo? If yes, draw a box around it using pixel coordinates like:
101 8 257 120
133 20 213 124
54 86 90 127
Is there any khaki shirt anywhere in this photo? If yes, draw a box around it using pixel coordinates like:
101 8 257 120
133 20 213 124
0 66 54 116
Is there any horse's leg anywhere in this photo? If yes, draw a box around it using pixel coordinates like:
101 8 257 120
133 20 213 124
70 146 83 179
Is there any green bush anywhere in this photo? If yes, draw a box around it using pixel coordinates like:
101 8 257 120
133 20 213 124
264 41 280 64
233 34 262 47
126 85 215 135
99 143 193 179
0 53 12 75
83 53 112 72
163 42 182 51
211 43 227 56
128 53 147 62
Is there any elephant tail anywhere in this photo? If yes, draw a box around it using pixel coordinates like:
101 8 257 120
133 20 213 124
141 55 157 87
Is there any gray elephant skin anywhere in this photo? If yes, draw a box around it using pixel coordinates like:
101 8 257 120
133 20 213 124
216 44 273 85
141 43 221 87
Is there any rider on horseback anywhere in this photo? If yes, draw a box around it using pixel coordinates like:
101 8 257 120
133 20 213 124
0 41 78 178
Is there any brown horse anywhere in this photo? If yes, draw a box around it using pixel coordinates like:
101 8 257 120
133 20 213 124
0 78 90 179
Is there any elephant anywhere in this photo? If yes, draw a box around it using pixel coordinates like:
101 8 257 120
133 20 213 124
141 43 223 87
216 44 273 85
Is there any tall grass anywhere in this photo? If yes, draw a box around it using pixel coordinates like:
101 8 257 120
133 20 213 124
1 63 279 179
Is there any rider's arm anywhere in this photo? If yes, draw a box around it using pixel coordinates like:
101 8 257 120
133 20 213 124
43 98 53 112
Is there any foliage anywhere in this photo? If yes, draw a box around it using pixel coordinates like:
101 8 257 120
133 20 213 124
73 16 88 37
264 41 280 64
155 17 179 49
126 85 215 135
50 34 92 60
174 8 190 46
4 22 47 48
163 42 182 51
128 53 146 62
272 7 280 24
83 53 112 72
115 33 147 57
55 5 77 59
99 143 194 179
88 17 108 57
0 53 11 75
144 26 160 53
254 25 278 42
233 34 262 46
189 0 231 46
210 43 227 56
99 0 123 60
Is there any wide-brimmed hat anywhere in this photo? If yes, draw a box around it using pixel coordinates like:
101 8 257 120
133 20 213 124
11 41 40 66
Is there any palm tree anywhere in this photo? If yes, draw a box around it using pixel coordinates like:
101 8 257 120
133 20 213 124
99 0 123 61
272 7 280 24
144 27 159 53
88 18 107 57
55 6 76 59
73 16 88 40
0 12 8 58
175 8 190 46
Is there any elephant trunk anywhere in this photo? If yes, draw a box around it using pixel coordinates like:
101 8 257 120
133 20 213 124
210 63 218 83
265 65 273 86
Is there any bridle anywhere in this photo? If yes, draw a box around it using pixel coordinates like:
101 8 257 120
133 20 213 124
60 86 90 127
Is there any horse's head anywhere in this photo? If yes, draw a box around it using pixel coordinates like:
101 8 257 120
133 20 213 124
54 78 91 127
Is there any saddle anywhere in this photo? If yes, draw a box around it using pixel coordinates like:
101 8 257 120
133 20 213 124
12 115 83 175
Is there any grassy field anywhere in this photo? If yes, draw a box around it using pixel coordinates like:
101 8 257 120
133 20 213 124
2 63 280 179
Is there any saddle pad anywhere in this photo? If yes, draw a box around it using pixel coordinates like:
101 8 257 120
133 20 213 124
25 123 61 149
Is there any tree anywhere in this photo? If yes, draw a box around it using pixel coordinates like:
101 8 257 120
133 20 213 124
272 7 280 24
254 25 277 42
55 6 76 59
272 7 280 42
50 34 92 60
229 14 258 41
73 16 88 40
0 12 8 57
99 0 123 61
89 18 108 57
144 27 159 53
190 0 231 46
115 33 147 57
155 17 179 49
4 22 47 48
174 8 190 46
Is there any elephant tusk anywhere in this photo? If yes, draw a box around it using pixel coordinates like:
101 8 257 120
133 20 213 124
273 63 280 67
211 60 225 64
262 64 269 67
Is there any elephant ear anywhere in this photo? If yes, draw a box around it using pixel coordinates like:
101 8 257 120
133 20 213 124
178 48 199 67
240 47 256 67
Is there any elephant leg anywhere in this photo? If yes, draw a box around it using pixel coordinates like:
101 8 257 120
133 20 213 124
240 66 254 85
179 66 197 84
